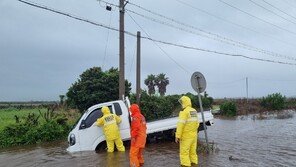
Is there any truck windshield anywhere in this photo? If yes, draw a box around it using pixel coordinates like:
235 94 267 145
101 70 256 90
71 113 83 130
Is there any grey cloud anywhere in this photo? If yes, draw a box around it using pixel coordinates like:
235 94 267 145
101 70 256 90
1 0 296 101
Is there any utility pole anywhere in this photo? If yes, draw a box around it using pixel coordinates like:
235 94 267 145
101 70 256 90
136 31 141 105
246 77 249 114
119 0 125 100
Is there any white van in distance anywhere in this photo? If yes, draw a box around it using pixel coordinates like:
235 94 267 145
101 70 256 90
67 98 214 152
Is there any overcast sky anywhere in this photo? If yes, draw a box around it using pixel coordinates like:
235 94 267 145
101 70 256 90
1 0 296 101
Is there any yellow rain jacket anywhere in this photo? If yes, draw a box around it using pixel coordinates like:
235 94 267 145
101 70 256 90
176 96 199 166
96 106 122 141
176 96 199 139
96 106 125 152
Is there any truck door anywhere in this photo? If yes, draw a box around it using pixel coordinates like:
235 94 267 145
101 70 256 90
113 102 131 139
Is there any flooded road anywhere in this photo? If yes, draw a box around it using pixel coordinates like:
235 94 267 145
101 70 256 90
1 114 296 167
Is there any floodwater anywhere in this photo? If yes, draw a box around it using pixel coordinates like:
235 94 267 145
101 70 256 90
1 114 296 167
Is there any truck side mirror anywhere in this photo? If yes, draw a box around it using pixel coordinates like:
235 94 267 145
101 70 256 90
80 120 86 129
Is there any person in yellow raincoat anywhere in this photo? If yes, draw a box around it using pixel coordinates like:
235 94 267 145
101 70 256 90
96 106 125 152
175 96 199 166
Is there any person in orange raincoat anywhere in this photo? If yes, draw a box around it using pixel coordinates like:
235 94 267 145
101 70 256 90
129 104 147 167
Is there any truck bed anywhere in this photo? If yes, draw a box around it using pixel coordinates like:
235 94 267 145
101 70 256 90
147 110 214 135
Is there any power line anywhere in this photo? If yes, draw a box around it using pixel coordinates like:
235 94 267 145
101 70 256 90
101 0 242 48
127 12 191 74
124 1 296 61
282 0 296 9
126 9 296 61
217 0 296 36
18 0 133 34
128 44 137 81
250 77 296 82
17 0 296 66
143 37 296 66
102 10 113 69
248 0 296 25
261 0 296 21
175 0 296 48
100 0 296 61
208 78 245 85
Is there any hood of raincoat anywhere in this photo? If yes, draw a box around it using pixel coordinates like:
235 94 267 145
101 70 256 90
129 104 141 116
102 106 111 115
179 96 192 109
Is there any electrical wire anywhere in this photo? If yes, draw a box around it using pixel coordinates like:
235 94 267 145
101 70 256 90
218 0 296 36
128 44 137 81
282 0 296 9
249 77 296 82
127 12 191 74
208 78 245 85
123 1 296 61
248 0 296 25
17 0 296 67
100 0 296 61
261 0 296 21
143 36 296 66
102 10 113 69
126 7 296 62
175 0 296 48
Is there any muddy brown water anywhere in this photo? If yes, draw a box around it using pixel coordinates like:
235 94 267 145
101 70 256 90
0 115 296 167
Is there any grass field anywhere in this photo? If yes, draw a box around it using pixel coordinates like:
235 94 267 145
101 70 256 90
0 108 47 131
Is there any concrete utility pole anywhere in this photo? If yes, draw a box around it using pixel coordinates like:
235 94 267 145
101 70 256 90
136 31 141 105
119 0 125 100
246 77 249 100
246 77 249 114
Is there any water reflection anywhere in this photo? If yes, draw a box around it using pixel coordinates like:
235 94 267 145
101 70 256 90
0 114 295 167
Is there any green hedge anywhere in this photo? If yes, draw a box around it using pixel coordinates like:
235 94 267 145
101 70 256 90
0 112 72 148
130 91 214 121
130 92 178 121
220 101 237 117
260 93 286 110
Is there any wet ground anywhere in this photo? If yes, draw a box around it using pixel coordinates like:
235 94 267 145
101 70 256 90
0 114 296 167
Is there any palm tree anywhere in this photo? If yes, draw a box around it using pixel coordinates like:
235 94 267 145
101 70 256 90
144 74 156 95
155 73 169 96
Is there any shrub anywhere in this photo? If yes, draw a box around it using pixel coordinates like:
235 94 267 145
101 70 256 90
184 92 213 110
139 92 175 121
129 92 178 121
220 101 237 117
260 93 286 110
129 91 214 121
0 112 73 148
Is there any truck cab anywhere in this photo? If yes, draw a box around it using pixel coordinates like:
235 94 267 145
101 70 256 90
67 98 214 153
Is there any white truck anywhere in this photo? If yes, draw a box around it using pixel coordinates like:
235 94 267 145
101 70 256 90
67 98 214 152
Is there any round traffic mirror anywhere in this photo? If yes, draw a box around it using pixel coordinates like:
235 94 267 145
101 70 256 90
191 72 206 93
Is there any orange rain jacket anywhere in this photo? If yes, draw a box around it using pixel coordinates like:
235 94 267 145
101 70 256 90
129 104 147 148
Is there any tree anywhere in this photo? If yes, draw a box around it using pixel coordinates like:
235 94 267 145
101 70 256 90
144 74 156 96
59 95 65 105
155 73 169 96
66 67 131 112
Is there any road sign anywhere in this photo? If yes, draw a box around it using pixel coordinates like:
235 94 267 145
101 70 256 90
191 71 209 152
191 72 206 93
